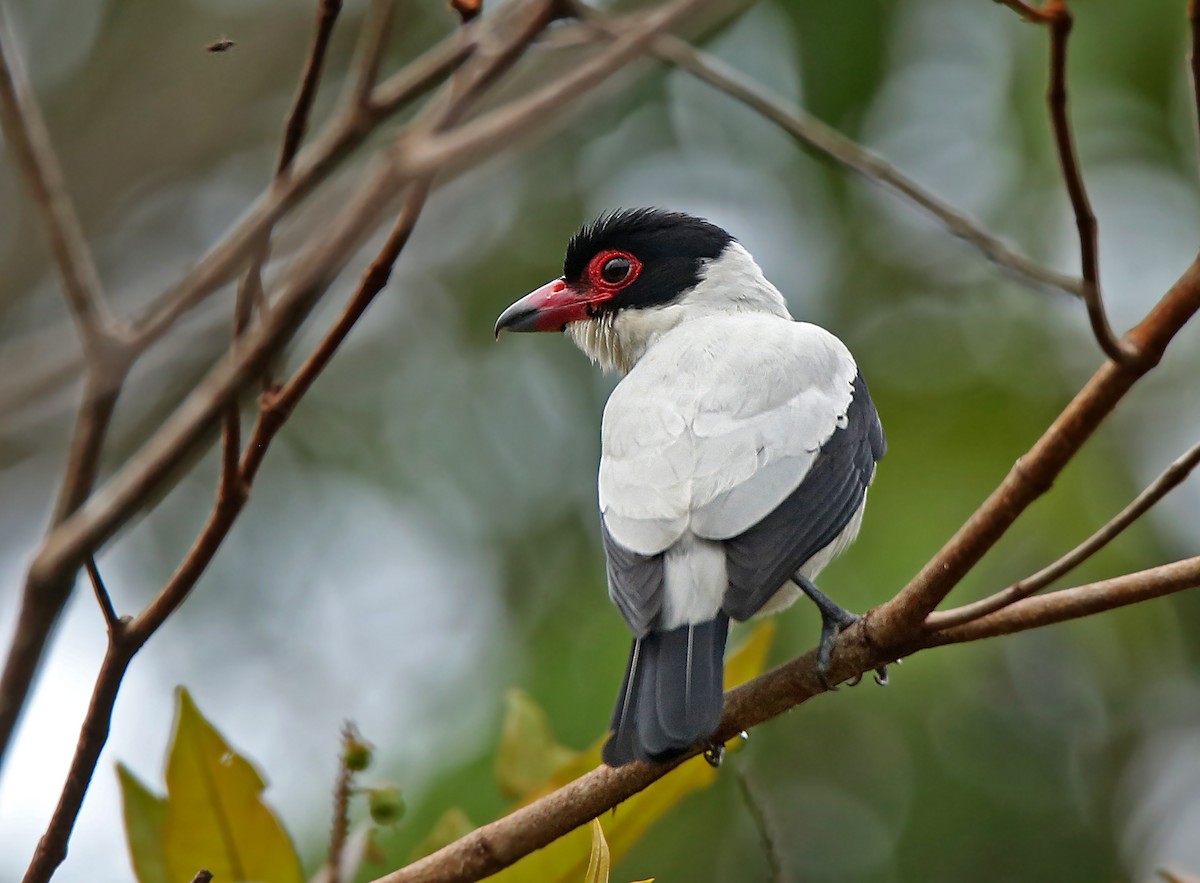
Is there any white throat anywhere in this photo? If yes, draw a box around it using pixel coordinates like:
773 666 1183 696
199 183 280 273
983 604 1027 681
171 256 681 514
565 242 792 374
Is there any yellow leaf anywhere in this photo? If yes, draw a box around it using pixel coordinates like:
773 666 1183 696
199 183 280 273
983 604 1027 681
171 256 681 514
724 620 775 690
496 689 581 801
583 819 610 883
485 624 775 883
117 764 170 883
162 689 303 883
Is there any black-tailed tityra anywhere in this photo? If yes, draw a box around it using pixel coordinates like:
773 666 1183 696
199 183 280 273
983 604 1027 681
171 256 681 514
495 209 885 768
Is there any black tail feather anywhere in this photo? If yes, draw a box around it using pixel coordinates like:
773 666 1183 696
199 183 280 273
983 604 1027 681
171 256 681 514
602 615 730 767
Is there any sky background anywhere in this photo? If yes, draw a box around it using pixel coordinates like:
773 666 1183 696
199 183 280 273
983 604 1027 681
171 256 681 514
3 0 1200 880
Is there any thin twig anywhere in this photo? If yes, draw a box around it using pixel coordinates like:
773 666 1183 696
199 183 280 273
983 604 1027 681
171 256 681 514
392 0 709 180
928 439 1200 629
84 559 119 632
927 556 1200 644
1041 1 1130 363
327 723 360 883
278 0 344 177
629 27 1084 298
731 761 785 883
1190 0 1200 172
349 0 399 109
190 872 214 883
994 0 1053 24
127 19 479 350
0 6 118 357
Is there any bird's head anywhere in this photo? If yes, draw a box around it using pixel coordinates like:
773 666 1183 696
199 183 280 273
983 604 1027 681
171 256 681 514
494 208 791 373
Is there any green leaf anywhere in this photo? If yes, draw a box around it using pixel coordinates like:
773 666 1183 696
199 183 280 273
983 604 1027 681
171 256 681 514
162 688 304 883
496 689 581 801
117 763 170 883
583 819 610 883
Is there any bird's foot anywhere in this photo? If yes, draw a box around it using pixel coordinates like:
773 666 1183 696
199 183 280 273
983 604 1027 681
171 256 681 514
795 575 870 691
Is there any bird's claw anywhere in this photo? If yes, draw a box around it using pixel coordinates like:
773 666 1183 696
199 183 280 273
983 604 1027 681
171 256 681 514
815 607 859 690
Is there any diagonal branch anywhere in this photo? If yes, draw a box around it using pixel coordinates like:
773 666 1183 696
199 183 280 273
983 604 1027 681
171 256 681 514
928 439 1200 629
927 556 1200 644
21 179 435 883
581 18 1084 298
869 255 1200 642
375 555 1200 883
0 6 119 357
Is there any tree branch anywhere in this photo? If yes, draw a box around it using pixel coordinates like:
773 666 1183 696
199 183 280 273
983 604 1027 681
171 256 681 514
580 18 1085 298
928 439 1200 629
928 557 1200 644
376 554 1200 883
0 5 119 358
870 255 1200 644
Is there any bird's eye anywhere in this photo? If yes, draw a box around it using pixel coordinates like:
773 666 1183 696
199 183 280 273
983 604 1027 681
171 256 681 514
601 256 631 284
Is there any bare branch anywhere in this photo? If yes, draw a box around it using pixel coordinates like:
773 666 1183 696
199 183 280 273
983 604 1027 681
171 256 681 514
629 27 1084 298
392 0 709 179
994 0 1053 24
928 440 1200 629
0 8 119 356
732 762 785 883
84 559 119 633
1019 0 1132 363
1192 1 1200 145
350 0 399 108
127 19 478 350
869 255 1200 644
928 557 1200 644
241 179 433 482
376 553 1200 883
0 368 124 770
278 0 344 176
20 179 437 883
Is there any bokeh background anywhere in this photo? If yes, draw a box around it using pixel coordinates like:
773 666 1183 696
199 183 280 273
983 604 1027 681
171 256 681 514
3 0 1200 880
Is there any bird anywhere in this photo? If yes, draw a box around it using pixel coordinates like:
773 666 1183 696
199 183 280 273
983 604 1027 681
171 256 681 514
494 208 886 768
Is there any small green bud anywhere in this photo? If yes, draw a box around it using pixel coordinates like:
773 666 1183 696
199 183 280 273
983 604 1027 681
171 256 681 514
368 787 405 825
344 739 373 772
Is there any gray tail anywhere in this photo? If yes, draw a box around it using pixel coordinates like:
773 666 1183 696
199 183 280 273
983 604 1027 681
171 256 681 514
602 614 730 767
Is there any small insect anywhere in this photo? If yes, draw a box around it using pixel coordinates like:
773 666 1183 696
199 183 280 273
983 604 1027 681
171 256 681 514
205 36 236 53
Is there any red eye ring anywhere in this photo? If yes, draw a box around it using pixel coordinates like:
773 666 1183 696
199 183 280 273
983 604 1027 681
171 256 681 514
587 249 642 293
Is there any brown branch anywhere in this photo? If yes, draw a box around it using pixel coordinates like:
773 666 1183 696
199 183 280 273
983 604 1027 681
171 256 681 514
994 0 1053 24
349 0 399 109
392 0 707 179
0 5 118 357
1191 0 1200 154
377 555 1200 883
278 0 344 177
0 367 125 770
84 559 119 632
627 27 1084 298
928 557 1200 644
20 181 437 883
928 439 1200 629
126 19 478 350
1041 1 1130 363
869 255 1200 644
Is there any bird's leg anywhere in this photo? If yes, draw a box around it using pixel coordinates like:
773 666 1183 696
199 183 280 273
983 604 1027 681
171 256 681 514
794 575 888 690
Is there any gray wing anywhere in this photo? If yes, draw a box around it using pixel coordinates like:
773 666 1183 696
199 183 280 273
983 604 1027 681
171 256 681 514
601 522 663 638
722 371 885 621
